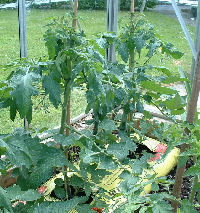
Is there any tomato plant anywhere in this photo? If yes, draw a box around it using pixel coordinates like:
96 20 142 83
0 12 199 213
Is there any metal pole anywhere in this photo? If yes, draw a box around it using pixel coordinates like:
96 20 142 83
18 0 29 129
106 0 118 62
190 1 200 84
171 0 197 61
140 0 146 13
18 0 27 58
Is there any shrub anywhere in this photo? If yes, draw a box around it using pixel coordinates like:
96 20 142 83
120 0 158 10
0 0 16 4
30 0 158 11
78 0 106 10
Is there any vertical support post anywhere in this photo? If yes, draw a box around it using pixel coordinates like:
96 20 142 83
190 1 200 84
172 48 200 213
131 0 134 14
106 0 118 62
18 0 27 58
140 0 146 13
18 0 29 129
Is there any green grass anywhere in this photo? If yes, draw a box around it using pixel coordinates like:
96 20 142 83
0 9 195 133
145 11 195 75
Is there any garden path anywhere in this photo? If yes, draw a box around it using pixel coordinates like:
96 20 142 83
152 4 196 26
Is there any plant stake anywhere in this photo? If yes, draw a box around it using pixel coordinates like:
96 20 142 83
172 48 200 212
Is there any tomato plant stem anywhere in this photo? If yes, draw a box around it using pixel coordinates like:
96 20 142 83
127 2 135 135
120 109 128 131
59 59 72 135
189 175 198 203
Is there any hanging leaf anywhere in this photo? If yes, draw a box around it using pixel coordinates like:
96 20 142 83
117 42 129 63
153 66 171 77
140 81 177 95
163 94 186 110
9 69 40 123
42 75 61 108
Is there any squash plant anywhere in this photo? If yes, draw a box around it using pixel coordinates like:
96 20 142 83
0 13 197 213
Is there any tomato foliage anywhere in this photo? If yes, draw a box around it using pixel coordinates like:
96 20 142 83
0 14 199 213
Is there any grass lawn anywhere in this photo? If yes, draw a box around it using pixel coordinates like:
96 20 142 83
0 9 195 133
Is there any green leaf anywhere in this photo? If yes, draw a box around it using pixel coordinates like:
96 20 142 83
139 206 149 213
132 154 150 174
0 136 32 169
10 71 40 123
163 94 185 110
44 29 57 59
170 50 184 59
6 185 41 202
134 35 146 56
162 76 188 84
99 119 117 133
54 178 64 187
10 100 17 121
107 135 136 161
88 165 110 183
99 155 118 170
87 71 102 96
152 201 173 213
178 66 191 98
70 175 84 187
76 204 94 213
177 155 189 169
140 81 177 95
53 133 79 146
162 42 184 59
147 40 161 58
171 108 185 115
54 186 65 199
28 163 54 189
120 175 139 193
151 182 159 192
33 197 87 213
184 165 200 177
117 42 129 63
180 200 198 213
82 149 99 164
42 75 61 108
0 186 13 213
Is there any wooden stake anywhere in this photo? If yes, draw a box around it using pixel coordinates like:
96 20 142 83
72 0 78 30
172 49 200 212
131 0 134 14
66 0 79 136
127 0 135 129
